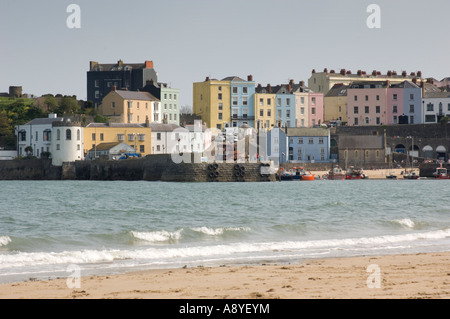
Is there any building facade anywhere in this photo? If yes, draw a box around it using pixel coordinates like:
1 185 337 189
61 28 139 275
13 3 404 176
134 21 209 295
84 123 152 157
286 128 331 163
254 85 276 131
51 120 84 166
99 88 161 124
87 60 157 108
422 92 450 124
16 113 63 158
142 80 180 125
324 84 348 123
228 76 255 128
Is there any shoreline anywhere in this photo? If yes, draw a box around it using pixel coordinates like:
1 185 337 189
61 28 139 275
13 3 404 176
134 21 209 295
1 251 449 299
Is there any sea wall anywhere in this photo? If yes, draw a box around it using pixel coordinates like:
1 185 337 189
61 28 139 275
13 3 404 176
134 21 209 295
0 155 276 182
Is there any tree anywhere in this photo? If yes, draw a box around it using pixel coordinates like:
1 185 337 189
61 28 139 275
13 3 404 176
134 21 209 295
0 110 12 136
43 95 58 113
24 146 33 157
56 96 79 115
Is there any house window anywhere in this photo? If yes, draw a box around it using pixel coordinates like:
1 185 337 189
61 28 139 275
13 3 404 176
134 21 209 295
232 97 238 106
267 110 271 117
267 99 271 105
218 103 223 111
365 95 369 101
242 96 248 106
128 134 135 141
277 98 281 106
393 105 398 113
309 138 313 144
77 129 80 141
365 106 369 114
319 138 324 144
218 93 222 100
94 80 99 87
425 115 436 122
157 145 161 151
19 130 26 141
286 99 290 106
393 94 398 100
43 130 51 141
311 107 316 115
243 87 248 94
35 131 38 141
410 116 414 124
365 117 369 124
56 129 60 140
218 86 222 91
410 94 414 100
154 103 159 111
77 144 80 151
56 144 60 150
300 107 305 115
157 132 161 140
66 129 71 140
218 113 223 120
427 103 434 112
300 97 305 105
298 138 303 144
311 97 316 105
376 106 380 113
95 91 100 99
128 101 132 109
232 87 238 94
410 104 414 113
376 117 380 124
260 110 264 117
128 113 133 122
376 95 380 101
118 134 124 141
286 110 290 118
140 145 145 153
259 98 264 106
354 96 358 101
354 106 359 114
393 116 398 124
100 133 104 141
354 118 359 125
111 102 115 108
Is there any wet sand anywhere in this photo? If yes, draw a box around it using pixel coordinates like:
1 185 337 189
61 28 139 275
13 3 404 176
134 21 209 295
1 252 449 299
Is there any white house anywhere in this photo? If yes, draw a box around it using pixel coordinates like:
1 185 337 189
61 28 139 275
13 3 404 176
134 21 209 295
16 113 62 158
149 123 181 154
422 92 450 123
51 120 84 166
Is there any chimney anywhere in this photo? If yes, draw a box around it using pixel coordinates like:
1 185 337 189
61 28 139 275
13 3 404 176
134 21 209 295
330 70 335 74
357 70 362 76
145 116 150 127
112 85 116 92
300 81 305 87
289 79 294 85
312 69 316 74
247 75 253 81
90 61 98 71
145 60 154 69
205 76 210 82
287 84 291 93
346 70 352 75
257 83 262 88
340 69 346 75
324 68 328 74
386 80 391 88
421 81 425 97
267 84 272 93
402 71 407 77
118 60 123 67
417 71 422 78
387 70 392 77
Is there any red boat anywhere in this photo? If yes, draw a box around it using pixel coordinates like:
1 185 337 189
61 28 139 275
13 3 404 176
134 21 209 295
345 166 366 180
324 167 346 180
433 165 450 179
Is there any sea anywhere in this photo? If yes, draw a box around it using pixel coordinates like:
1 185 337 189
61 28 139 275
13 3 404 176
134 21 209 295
1 179 450 284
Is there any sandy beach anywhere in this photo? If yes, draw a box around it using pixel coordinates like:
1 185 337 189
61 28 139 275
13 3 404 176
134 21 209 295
1 251 449 299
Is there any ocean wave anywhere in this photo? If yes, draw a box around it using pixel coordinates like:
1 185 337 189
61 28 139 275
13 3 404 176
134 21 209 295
1 228 449 270
393 218 416 229
130 230 182 243
130 227 251 243
0 236 11 247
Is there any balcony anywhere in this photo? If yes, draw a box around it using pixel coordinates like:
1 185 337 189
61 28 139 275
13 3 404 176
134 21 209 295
232 115 255 121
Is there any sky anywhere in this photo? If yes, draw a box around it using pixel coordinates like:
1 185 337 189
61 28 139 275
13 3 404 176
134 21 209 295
1 0 449 109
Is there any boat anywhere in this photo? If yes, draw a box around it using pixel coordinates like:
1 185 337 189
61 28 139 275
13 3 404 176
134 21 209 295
277 168 294 181
295 167 315 181
402 170 420 180
386 153 397 179
324 167 346 180
345 166 366 180
386 174 398 180
432 164 450 179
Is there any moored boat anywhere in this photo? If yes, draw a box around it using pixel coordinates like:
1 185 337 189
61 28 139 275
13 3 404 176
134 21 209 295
432 164 450 179
402 170 420 180
345 166 366 180
324 167 346 180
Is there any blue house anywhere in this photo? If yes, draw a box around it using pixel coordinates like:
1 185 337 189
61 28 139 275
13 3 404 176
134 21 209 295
266 128 288 164
400 81 422 124
272 84 296 128
225 75 255 128
286 127 331 163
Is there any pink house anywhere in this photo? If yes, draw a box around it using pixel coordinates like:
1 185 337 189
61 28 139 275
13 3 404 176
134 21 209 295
309 92 324 127
346 81 388 126
386 87 404 124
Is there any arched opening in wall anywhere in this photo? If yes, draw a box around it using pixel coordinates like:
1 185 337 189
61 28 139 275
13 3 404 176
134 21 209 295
395 144 406 154
422 145 433 159
408 145 420 158
436 145 447 160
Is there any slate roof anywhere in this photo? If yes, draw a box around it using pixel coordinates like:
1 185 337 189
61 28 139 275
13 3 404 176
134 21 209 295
149 123 181 132
338 135 384 149
86 123 146 128
424 91 450 99
325 84 349 97
221 76 246 82
112 90 159 101
26 117 63 125
286 127 329 137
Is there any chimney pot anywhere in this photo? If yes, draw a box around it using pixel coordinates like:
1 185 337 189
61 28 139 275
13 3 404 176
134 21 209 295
205 76 210 82
144 60 154 69
247 75 253 81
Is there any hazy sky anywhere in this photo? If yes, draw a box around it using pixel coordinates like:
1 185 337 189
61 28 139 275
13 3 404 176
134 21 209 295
1 0 449 108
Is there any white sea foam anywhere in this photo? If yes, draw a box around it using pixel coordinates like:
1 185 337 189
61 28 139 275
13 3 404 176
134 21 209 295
131 230 182 242
0 236 11 247
1 228 449 270
394 218 415 228
191 226 251 236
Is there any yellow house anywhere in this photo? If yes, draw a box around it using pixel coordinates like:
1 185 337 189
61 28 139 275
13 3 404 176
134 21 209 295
323 84 348 123
254 88 276 131
83 123 152 157
193 77 231 131
99 88 161 124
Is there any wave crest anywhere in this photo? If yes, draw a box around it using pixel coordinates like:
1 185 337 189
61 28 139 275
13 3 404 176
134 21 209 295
0 236 11 247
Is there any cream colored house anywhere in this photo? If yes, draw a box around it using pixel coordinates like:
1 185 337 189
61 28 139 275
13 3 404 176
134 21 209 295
99 88 161 124
323 84 348 123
